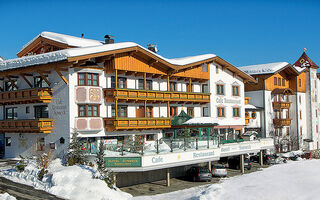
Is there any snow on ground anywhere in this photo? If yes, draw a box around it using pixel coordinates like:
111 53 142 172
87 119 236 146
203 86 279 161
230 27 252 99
134 159 320 200
0 193 17 200
0 159 132 200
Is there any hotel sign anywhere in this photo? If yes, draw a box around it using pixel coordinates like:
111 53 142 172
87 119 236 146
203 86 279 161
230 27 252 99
216 98 241 104
105 157 142 167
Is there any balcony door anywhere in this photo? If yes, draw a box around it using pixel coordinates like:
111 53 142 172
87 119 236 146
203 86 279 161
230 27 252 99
34 105 49 118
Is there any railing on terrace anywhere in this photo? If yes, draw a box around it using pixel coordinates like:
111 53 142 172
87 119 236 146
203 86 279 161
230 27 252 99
272 101 291 110
273 118 292 127
104 88 210 103
103 117 172 131
88 136 249 157
0 118 53 133
0 88 53 105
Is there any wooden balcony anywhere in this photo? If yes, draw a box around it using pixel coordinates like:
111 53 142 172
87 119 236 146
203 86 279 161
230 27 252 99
272 102 291 110
0 88 53 105
273 118 292 127
0 118 53 133
104 88 210 103
104 117 171 131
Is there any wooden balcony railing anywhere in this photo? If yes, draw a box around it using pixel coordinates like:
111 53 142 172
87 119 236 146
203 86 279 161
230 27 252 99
0 88 53 105
104 88 210 103
272 102 291 110
273 118 292 127
104 117 172 131
0 118 53 133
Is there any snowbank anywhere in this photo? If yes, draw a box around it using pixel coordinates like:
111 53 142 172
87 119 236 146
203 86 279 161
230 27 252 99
0 193 16 200
0 159 132 200
134 159 320 200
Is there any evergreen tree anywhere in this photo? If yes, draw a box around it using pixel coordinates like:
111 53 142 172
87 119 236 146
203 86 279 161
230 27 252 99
68 130 87 166
96 140 115 188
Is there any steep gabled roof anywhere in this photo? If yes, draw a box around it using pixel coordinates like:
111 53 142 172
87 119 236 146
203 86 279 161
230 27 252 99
238 62 300 76
17 31 104 57
293 52 318 69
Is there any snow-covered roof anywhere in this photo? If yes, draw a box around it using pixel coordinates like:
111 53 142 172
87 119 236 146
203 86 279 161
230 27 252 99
238 62 290 75
0 42 216 72
0 56 4 62
245 104 257 109
183 117 219 125
19 31 104 54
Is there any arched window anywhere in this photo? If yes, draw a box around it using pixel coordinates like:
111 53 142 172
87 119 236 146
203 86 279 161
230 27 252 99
251 111 257 119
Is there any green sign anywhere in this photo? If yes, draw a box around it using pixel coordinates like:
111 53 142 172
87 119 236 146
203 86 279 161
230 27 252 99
105 157 142 167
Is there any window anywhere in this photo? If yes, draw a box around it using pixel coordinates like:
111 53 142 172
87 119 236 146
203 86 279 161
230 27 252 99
278 78 281 86
186 83 194 92
316 110 318 118
170 82 177 91
147 106 153 117
282 78 285 86
146 134 155 141
170 106 178 117
202 63 208 72
138 79 144 90
203 107 209 117
146 80 152 90
78 73 99 86
299 95 301 104
5 137 11 146
78 105 99 117
37 137 45 151
187 107 194 117
300 126 303 136
6 107 17 119
232 85 240 96
274 77 277 85
217 107 225 117
317 125 319 133
300 110 302 120
111 105 128 117
251 111 257 119
216 66 219 74
233 107 240 117
4 80 17 91
34 106 48 118
26 106 30 114
245 112 249 118
216 84 224 95
202 84 209 93
299 79 302 87
315 80 317 88
34 76 49 88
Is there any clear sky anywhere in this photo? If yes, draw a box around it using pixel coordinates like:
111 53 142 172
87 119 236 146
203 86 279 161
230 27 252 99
1 0 320 68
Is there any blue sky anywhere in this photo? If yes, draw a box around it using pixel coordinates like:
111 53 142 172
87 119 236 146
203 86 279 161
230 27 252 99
0 0 320 67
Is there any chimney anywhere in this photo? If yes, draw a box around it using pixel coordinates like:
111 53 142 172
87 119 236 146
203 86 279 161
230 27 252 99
147 44 158 53
104 35 114 44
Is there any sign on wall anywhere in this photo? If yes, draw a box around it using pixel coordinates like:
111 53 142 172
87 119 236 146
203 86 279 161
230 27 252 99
105 157 142 167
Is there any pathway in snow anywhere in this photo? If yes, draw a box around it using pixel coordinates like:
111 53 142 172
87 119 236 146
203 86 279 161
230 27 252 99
134 159 320 200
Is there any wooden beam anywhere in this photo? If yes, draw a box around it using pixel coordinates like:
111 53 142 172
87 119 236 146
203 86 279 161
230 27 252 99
8 75 19 79
55 69 68 84
152 74 162 79
117 70 125 75
6 76 18 90
20 74 33 88
38 71 50 86
134 72 144 77
125 71 134 76
22 73 33 76
56 67 68 72
146 73 153 78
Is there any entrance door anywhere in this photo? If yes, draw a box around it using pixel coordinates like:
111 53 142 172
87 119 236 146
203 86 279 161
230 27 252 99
0 134 4 158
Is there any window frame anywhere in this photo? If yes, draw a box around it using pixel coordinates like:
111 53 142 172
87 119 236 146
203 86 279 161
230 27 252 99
34 76 49 88
78 72 99 86
78 104 100 117
202 107 209 117
187 107 194 117
233 107 240 117
170 106 178 117
274 77 277 85
217 107 225 117
34 105 49 118
6 107 17 120
202 63 208 72
216 84 224 95
232 85 240 96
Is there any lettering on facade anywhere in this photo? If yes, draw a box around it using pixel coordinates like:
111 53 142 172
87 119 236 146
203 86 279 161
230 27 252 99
105 157 142 167
51 98 67 116
193 151 214 158
239 145 251 150
216 98 241 104
152 156 164 163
